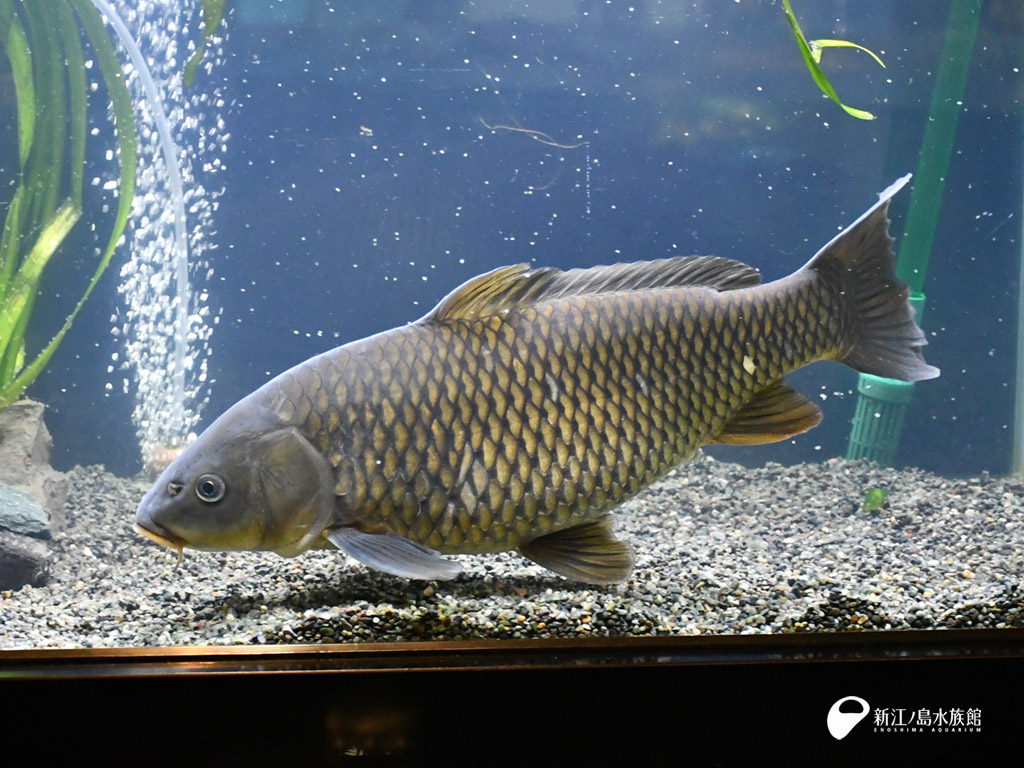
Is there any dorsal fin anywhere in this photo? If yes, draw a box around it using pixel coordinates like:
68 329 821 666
423 264 559 323
423 256 761 323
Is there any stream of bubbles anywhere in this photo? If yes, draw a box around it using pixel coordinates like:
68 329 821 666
92 0 229 465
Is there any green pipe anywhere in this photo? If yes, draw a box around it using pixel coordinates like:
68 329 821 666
846 0 981 464
896 0 982 293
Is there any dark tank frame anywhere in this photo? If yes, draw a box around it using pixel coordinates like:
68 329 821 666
0 630 1021 764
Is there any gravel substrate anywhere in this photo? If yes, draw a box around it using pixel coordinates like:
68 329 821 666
1 457 1022 648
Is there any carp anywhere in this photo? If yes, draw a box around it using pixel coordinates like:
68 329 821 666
136 175 937 583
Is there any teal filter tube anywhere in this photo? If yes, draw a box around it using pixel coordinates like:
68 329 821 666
847 0 981 464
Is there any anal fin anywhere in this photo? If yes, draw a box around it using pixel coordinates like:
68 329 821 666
326 527 463 580
714 381 822 445
518 517 634 583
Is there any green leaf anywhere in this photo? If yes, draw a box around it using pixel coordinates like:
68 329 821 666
0 202 80 368
0 0 139 409
810 38 886 70
0 285 27 384
22 0 67 227
184 0 228 87
70 0 137 251
0 0 34 167
56 0 88 207
0 185 26 300
781 0 882 121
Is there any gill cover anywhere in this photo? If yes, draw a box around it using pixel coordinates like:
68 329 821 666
253 427 337 556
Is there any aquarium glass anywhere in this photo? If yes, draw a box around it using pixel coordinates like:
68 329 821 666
1 0 1022 648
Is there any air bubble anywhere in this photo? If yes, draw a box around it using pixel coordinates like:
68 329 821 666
107 0 229 463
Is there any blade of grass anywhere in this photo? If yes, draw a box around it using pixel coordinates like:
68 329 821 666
2 0 69 388
22 0 67 227
0 185 26 301
0 283 29 384
0 0 138 408
0 204 83 408
0 201 80 368
809 39 886 69
0 0 140 408
0 0 34 168
184 0 228 87
70 0 137 260
781 0 881 121
0 0 34 315
56 0 88 208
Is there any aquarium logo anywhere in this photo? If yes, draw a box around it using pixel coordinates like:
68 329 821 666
827 696 871 740
871 706 982 733
828 696 983 738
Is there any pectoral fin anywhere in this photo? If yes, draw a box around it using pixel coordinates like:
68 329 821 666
714 381 822 445
326 527 463 580
518 517 634 583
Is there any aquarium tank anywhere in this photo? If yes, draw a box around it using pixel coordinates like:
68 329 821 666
1 0 1023 657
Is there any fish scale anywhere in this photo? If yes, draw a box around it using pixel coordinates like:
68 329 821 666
135 176 939 583
278 278 826 556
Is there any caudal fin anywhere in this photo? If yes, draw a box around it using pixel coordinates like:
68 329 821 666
804 175 940 382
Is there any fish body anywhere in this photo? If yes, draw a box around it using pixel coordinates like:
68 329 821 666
136 176 938 583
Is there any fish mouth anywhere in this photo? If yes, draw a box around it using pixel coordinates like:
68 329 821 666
133 522 186 567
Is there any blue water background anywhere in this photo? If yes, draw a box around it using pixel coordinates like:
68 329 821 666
15 0 1024 477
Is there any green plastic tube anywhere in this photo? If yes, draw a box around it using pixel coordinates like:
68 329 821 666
846 0 981 464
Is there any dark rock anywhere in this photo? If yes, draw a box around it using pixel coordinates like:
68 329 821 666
0 529 50 589
0 483 50 538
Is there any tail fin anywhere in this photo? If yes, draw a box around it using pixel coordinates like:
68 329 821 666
805 175 940 382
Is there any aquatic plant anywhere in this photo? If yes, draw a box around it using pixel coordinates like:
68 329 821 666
0 0 136 411
184 0 228 87
862 487 889 513
781 0 885 120
1 0 224 463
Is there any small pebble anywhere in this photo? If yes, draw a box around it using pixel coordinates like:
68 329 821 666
0 459 1022 648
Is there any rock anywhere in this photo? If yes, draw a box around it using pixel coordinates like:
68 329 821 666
0 483 50 538
0 530 50 589
0 399 67 534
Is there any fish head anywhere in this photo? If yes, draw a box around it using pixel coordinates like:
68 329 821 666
135 409 336 559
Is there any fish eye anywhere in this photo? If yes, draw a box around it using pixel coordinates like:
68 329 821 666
195 474 226 503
